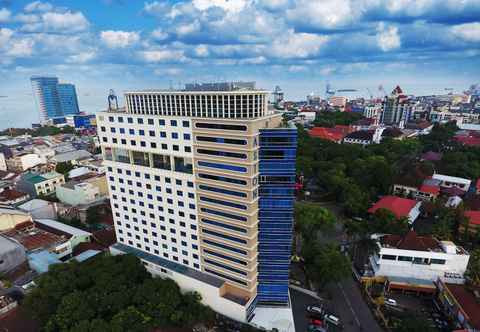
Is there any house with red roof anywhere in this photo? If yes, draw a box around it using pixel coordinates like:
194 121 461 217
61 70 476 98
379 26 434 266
461 210 480 235
368 195 422 223
308 125 353 143
368 231 470 292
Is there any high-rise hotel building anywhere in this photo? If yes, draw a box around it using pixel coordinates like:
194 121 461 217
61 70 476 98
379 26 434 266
97 83 297 323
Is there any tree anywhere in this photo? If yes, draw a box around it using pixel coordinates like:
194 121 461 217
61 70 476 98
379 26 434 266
370 209 409 235
23 254 212 331
466 249 480 287
55 161 74 177
308 244 351 287
86 205 102 225
295 202 336 242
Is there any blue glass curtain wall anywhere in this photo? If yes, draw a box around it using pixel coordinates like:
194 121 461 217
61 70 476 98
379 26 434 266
257 129 297 305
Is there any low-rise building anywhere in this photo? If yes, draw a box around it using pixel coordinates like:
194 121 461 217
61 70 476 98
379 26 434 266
432 174 471 193
461 211 480 235
0 205 33 232
369 231 470 285
368 195 421 223
308 125 352 143
52 150 92 165
32 145 55 160
0 152 6 171
0 189 30 205
16 171 65 197
343 130 375 145
56 181 101 206
0 235 27 274
6 153 45 172
436 279 480 332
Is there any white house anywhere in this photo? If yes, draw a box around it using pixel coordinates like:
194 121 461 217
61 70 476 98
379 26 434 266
369 231 470 284
6 153 46 172
56 181 101 206
432 174 471 192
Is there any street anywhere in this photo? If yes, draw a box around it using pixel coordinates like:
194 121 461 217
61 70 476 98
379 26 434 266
291 275 383 332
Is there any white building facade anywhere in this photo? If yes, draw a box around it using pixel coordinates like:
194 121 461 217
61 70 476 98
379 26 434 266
97 86 297 328
369 232 470 284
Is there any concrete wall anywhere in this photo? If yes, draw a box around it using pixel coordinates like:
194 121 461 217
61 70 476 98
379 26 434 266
144 259 248 323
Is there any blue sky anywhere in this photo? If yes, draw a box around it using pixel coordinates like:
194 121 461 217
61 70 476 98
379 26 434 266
0 0 479 128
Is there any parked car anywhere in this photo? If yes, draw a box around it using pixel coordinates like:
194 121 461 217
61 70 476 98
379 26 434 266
307 325 326 332
309 318 323 326
385 298 397 306
325 314 342 327
306 305 325 318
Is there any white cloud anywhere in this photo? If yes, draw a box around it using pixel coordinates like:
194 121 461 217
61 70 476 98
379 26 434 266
5 39 35 57
288 65 307 72
154 68 183 76
100 30 140 48
0 8 11 22
286 0 356 30
22 10 89 33
14 13 40 23
376 23 401 51
451 22 480 42
194 45 209 57
270 30 329 58
42 11 89 32
67 51 96 63
176 21 200 36
139 49 185 63
192 0 250 13
257 0 289 11
238 56 267 64
151 28 168 41
24 1 53 12
0 28 13 46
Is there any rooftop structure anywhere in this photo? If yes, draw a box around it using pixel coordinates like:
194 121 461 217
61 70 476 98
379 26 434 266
368 231 470 285
368 195 421 222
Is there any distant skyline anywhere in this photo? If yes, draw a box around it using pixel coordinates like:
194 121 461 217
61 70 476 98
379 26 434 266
1 0 480 129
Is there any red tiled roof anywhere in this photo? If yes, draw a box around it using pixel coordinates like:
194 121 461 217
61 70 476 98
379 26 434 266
309 126 349 142
380 230 442 251
419 184 440 195
444 283 480 329
0 189 28 201
465 210 480 226
368 195 418 218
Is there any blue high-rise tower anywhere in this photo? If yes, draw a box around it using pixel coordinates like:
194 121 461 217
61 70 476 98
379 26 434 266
31 76 80 121
31 76 63 121
58 83 80 116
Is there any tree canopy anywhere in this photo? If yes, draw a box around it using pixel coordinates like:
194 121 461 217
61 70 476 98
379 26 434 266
23 254 214 332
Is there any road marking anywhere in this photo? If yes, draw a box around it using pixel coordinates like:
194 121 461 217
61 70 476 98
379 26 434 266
337 282 361 327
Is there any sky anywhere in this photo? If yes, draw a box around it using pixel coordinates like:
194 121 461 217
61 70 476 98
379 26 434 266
0 0 479 129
